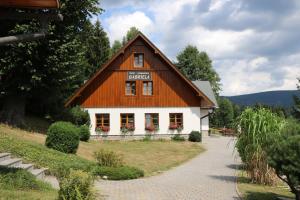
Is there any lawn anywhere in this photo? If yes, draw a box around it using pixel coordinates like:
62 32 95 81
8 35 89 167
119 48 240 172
237 170 295 200
0 124 204 176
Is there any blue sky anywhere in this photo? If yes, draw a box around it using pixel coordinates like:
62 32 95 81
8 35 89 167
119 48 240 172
93 0 300 96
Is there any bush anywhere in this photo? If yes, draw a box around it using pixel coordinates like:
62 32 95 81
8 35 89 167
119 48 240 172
267 120 300 199
0 166 52 191
171 134 185 141
79 125 90 142
68 106 90 126
45 121 80 154
92 166 144 180
94 149 124 167
188 131 202 142
58 169 94 200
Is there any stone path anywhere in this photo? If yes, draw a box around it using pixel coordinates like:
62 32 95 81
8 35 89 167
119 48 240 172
95 136 241 200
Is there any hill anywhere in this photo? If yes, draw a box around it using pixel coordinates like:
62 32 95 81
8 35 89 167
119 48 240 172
225 90 299 108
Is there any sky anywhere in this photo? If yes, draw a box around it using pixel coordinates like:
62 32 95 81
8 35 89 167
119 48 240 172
94 0 300 96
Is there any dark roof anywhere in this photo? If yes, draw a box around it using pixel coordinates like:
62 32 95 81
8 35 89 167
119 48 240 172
65 32 216 108
192 81 218 108
0 0 59 9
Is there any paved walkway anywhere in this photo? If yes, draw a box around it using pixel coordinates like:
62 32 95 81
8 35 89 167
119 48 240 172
95 136 240 200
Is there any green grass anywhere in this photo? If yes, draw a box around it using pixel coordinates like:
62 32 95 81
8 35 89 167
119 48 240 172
0 167 57 200
0 124 204 176
237 170 295 200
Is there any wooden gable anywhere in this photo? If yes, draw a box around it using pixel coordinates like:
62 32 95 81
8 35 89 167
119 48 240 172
0 0 59 9
66 33 215 108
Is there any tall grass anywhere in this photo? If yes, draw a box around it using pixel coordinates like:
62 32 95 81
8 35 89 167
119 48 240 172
235 108 285 185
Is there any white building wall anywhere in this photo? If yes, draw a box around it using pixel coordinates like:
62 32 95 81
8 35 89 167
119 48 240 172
200 109 209 131
85 107 201 136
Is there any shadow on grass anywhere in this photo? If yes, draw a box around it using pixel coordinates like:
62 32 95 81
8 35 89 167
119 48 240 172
244 191 294 200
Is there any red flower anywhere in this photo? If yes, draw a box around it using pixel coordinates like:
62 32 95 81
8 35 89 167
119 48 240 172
101 126 110 132
169 123 178 130
145 126 155 131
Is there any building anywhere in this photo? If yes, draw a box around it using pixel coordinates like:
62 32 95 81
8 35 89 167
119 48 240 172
65 33 218 139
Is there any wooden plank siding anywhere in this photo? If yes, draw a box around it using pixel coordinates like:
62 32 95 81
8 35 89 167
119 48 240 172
0 0 59 8
76 38 202 108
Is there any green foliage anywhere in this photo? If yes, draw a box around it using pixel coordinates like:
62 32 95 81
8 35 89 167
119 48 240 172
79 125 90 142
142 134 152 141
0 166 52 191
211 97 234 128
293 78 300 120
93 149 124 167
58 169 94 200
235 108 285 185
267 119 300 199
122 27 140 45
188 131 202 142
171 134 186 141
45 121 80 154
67 106 90 126
0 132 96 177
92 166 144 180
0 0 101 124
176 45 221 94
110 40 122 57
82 20 110 78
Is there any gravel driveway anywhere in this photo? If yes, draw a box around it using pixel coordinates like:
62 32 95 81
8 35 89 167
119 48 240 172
95 136 240 200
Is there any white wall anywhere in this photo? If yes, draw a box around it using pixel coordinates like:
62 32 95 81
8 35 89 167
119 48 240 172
85 107 201 136
200 109 209 131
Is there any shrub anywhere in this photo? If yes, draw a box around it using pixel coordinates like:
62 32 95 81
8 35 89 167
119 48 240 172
235 108 285 185
0 166 52 191
94 149 124 167
188 131 202 142
171 134 185 141
58 169 94 200
45 121 80 154
92 166 144 180
142 134 152 141
267 120 300 200
68 106 90 126
79 125 90 142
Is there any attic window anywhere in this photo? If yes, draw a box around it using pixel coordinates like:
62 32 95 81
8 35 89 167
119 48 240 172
134 53 144 67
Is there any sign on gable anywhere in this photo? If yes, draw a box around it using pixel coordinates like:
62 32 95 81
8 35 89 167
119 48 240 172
127 71 151 80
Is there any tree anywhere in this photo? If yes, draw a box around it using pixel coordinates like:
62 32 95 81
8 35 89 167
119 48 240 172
122 27 140 45
211 97 234 128
176 45 221 95
0 0 100 126
267 119 300 200
293 78 300 120
110 40 122 57
83 20 110 78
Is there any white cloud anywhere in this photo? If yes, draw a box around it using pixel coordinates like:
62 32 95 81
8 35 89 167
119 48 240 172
104 11 154 43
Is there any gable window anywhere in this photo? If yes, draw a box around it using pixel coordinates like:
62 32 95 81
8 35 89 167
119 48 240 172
143 81 153 95
134 53 144 67
95 114 110 132
125 81 136 95
145 113 159 131
169 113 183 129
120 113 135 130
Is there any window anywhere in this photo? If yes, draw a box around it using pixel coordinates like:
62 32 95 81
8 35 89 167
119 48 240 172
125 81 136 95
95 114 110 128
134 53 144 67
169 113 183 128
145 113 159 130
120 113 135 129
143 81 153 95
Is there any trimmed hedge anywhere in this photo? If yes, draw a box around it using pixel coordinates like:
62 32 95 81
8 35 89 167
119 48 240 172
79 125 90 142
92 166 144 180
68 106 90 126
45 121 80 154
188 131 202 142
171 134 185 141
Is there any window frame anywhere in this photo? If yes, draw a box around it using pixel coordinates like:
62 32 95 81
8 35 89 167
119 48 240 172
95 113 110 128
120 113 135 129
169 113 183 127
145 113 159 129
125 81 136 96
134 53 144 68
143 81 153 96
